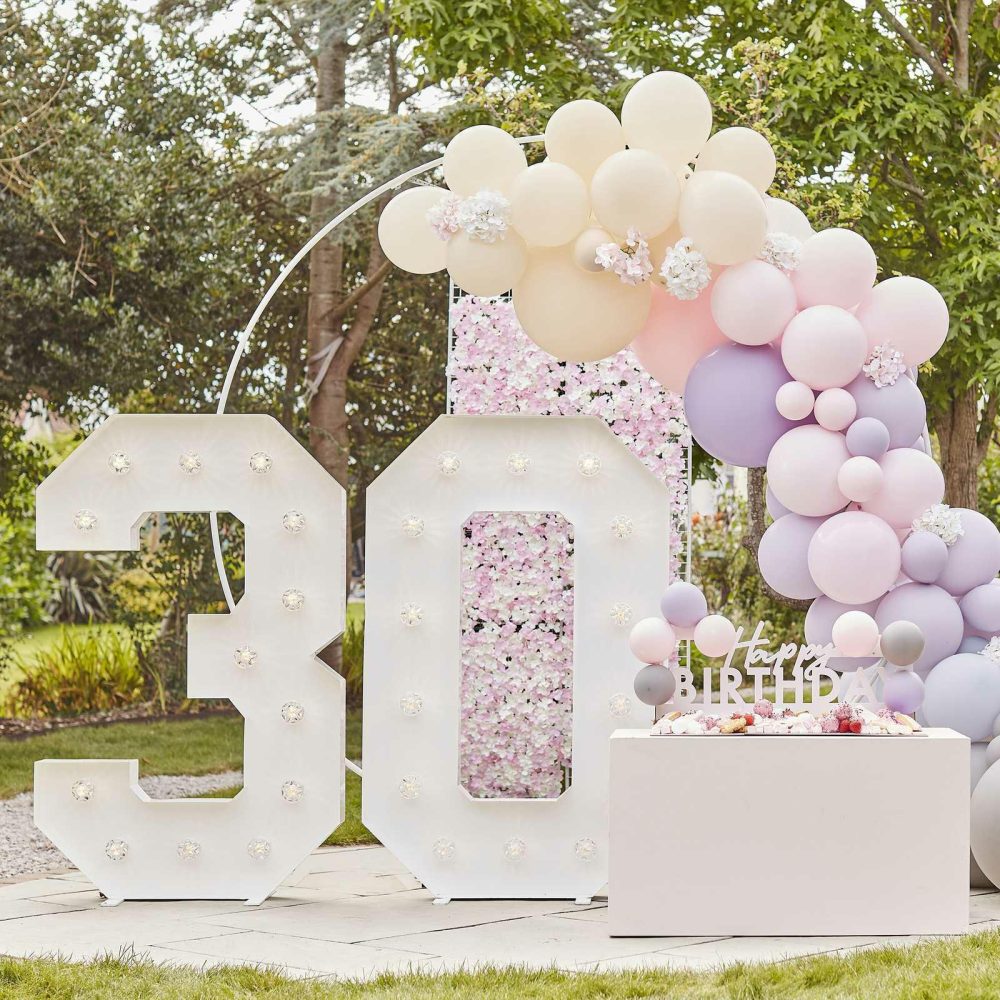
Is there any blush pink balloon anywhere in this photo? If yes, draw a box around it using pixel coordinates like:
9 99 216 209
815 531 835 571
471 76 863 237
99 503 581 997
861 448 945 528
775 380 815 421
631 284 728 393
710 260 797 346
766 425 850 517
814 388 857 431
837 455 884 503
856 276 949 367
831 610 880 657
792 228 877 309
693 614 738 658
780 305 868 390
628 617 677 664
808 510 902 605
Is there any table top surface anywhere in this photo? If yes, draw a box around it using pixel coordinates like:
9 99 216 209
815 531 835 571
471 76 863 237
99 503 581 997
611 727 966 742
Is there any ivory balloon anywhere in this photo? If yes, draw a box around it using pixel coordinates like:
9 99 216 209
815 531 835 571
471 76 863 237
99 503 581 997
513 247 652 362
792 229 877 309
377 187 450 274
764 196 814 242
446 231 527 297
710 260 797 346
510 162 589 247
696 126 776 193
861 448 945 528
573 226 613 272
780 306 868 390
443 125 527 196
814 388 857 431
590 149 680 238
856 276 950 367
678 170 767 265
620 71 712 168
544 100 625 181
766 425 850 517
837 455 883 503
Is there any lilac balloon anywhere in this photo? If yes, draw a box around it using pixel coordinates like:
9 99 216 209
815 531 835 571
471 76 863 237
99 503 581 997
847 373 926 449
900 530 949 584
923 653 1000 741
883 669 925 715
684 343 801 467
959 636 989 654
805 595 880 672
845 416 890 459
961 584 1000 635
766 485 791 520
757 514 824 600
875 582 964 676
660 581 708 628
936 510 1000 596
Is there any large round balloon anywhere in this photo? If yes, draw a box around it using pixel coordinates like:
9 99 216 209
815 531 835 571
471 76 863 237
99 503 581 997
875 583 964 676
792 228 877 309
757 514 824 600
923 652 1000 741
678 171 767 265
805 595 880 673
860 448 945 528
544 99 625 182
971 745 997 888
807 511 901 605
846 374 926 450
936 509 1000 597
780 306 868 390
856 276 949 367
684 343 799 467
630 284 728 393
764 196 814 243
447 231 527 297
695 126 776 193
620 71 712 168
509 163 589 247
377 187 451 274
766 425 850 517
710 261 796 346
900 531 949 584
443 125 527 196
590 149 680 238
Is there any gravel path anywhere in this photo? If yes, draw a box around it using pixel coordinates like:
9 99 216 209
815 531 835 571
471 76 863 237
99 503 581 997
0 771 243 880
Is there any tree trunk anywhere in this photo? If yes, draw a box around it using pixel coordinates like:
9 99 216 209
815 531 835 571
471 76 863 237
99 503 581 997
937 386 985 510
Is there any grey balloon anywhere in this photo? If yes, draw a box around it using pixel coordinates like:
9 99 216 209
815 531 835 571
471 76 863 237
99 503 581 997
923 653 1000 741
971 760 1000 889
659 581 708 628
880 620 926 667
633 663 676 706
845 416 891 460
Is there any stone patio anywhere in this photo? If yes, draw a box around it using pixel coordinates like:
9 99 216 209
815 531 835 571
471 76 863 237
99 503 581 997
2 845 998 981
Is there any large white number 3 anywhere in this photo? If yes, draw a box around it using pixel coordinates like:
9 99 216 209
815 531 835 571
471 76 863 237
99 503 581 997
33 415 345 904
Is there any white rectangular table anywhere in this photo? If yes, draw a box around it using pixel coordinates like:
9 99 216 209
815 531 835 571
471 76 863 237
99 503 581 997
609 728 970 937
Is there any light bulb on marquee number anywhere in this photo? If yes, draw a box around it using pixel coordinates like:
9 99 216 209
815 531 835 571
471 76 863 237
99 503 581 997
577 453 602 477
433 838 456 861
73 510 98 532
105 840 128 862
247 838 271 860
281 589 305 611
437 451 461 475
503 837 527 861
609 693 632 717
401 515 425 538
398 776 421 800
506 452 530 476
177 840 201 861
281 780 304 803
609 602 634 627
280 701 305 724
71 780 94 801
575 837 597 861
178 452 202 475
610 515 634 539
399 692 424 716
233 645 257 670
107 451 132 475
249 451 272 474
282 509 306 533
400 603 424 627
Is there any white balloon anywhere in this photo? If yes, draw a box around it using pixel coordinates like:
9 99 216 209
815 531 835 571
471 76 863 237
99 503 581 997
678 170 767 265
775 381 815 421
544 100 625 181
573 226 613 272
443 125 527 196
621 71 712 168
764 196 814 242
696 127 776 193
377 187 450 274
510 162 589 248
590 149 680 238
446 231 527 297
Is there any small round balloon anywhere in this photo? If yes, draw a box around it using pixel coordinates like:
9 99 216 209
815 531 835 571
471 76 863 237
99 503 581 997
846 417 891 460
961 584 1000 636
443 125 527 196
883 669 925 715
837 455 883 503
678 170 767 265
573 226 613 272
711 261 797 346
775 381 815 421
660 581 708 628
634 663 677 706
693 614 738 657
767 425 850 518
856 276 949 367
377 187 451 274
780 306 868 391
900 531 949 585
763 196 814 243
510 163 590 248
544 99 625 182
814 388 857 432
447 231 527 297
695 126 776 193
628 617 677 664
831 610 880 657
861 448 944 528
792 228 877 310
620 71 712 168
847 374 926 451
879 620 926 667
590 149 680 238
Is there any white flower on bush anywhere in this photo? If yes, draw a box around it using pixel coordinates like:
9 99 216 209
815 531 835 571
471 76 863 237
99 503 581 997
595 228 653 286
456 189 511 243
759 231 802 272
659 237 711 300
911 503 965 546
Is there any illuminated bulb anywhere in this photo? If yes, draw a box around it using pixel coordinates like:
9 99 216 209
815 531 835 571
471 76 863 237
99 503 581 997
177 840 201 861
432 838 456 861
575 837 597 861
281 589 305 611
247 838 271 860
503 837 526 861
399 692 423 717
398 776 421 800
609 602 634 627
282 510 306 533
105 839 128 862
249 451 272 474
281 701 305 724
610 515 634 540
506 452 530 476
437 451 460 475
400 603 424 627
401 515 424 538
578 453 601 477
71 780 94 801
281 780 304 803
609 693 632 718
179 452 202 475
73 510 97 532
233 645 257 670
108 451 132 475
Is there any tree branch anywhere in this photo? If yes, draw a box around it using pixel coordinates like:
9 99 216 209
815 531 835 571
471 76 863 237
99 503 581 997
316 258 392 328
867 0 960 92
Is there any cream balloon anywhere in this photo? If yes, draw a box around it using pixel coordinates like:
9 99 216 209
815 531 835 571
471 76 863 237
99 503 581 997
443 125 527 196
446 231 527 297
513 247 652 362
544 100 625 181
621 71 712 168
764 196 814 242
589 149 680 238
573 226 613 272
510 162 590 248
678 170 767 265
377 187 450 274
696 127 776 193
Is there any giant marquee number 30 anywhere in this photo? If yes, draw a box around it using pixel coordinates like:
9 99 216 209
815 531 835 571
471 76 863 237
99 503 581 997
33 415 346 904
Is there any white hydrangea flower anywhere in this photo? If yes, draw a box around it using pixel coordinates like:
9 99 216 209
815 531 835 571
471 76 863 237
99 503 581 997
595 228 653 286
456 190 511 243
759 231 802 272
659 237 711 300
983 637 1000 665
911 503 965 546
862 342 907 388
426 194 461 241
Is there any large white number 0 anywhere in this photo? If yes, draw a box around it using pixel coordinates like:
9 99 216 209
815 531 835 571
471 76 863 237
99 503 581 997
33 415 345 904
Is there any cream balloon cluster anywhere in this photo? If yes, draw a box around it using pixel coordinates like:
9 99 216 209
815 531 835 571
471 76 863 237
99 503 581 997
378 71 792 363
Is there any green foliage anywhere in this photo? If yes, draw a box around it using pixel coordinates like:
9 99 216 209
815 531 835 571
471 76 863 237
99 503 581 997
44 551 119 624
341 614 365 708
979 441 1000 529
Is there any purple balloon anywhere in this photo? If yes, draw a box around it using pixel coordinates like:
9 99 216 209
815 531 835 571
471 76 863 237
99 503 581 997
757 514 824 600
959 636 989 654
804 595 880 673
875 583 964 675
845 417 890 460
961 584 1000 635
901 531 949 584
684 344 801 467
766 485 791 520
936 510 1000 597
660 581 708 628
923 653 1000 741
847 373 926 449
883 669 925 715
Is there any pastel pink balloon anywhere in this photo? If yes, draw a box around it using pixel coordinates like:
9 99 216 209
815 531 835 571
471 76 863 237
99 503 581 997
808 510 902 605
837 455 884 503
832 610 880 657
775 380 815 421
814 388 857 431
792 228 877 309
710 260 797 346
856 276 949 367
780 305 868 390
628 617 677 664
693 614 738 658
861 448 945 528
766 425 850 517
631 284 728 393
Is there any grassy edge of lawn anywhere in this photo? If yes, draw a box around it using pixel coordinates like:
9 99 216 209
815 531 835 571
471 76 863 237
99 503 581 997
2 930 1000 999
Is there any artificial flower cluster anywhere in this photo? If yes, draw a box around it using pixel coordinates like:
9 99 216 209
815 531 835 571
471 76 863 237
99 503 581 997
984 637 1000 665
862 341 908 388
758 231 802 273
659 237 711 300
595 228 653 286
911 503 965 545
427 189 511 243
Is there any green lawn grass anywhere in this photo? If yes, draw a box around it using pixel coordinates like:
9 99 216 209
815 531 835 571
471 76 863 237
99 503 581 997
2 930 1000 998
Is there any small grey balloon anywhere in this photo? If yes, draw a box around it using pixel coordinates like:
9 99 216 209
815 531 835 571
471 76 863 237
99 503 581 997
880 620 925 668
633 663 676 706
